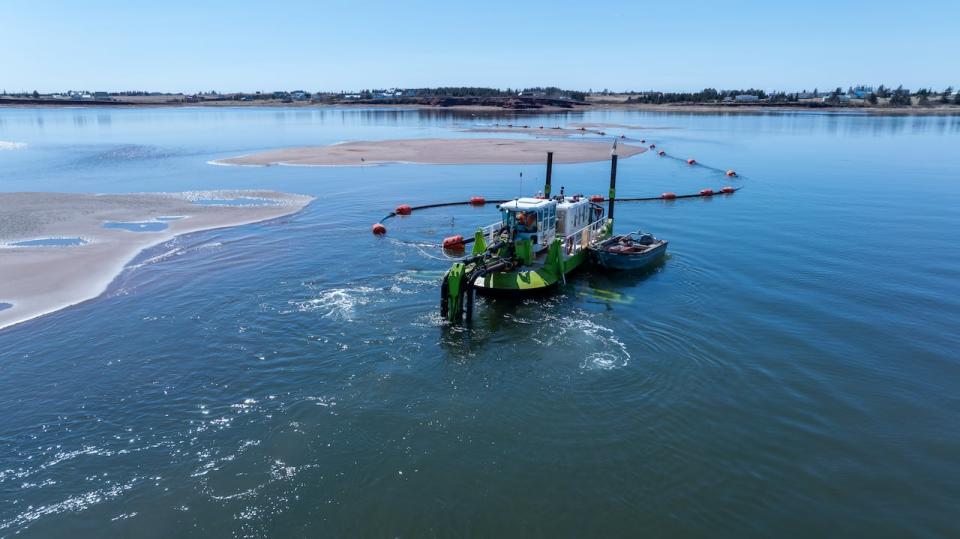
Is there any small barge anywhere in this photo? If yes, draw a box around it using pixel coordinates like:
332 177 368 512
590 231 668 271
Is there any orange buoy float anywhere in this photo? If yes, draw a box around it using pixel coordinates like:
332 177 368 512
470 196 486 205
658 150 666 156
687 159 697 165
726 170 737 177
589 194 605 203
699 188 714 196
661 192 677 200
442 235 465 250
721 186 736 194
371 223 387 235
395 204 412 215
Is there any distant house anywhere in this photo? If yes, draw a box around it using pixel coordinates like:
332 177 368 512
821 95 851 104
291 91 310 101
372 88 403 99
797 91 817 99
734 94 759 102
850 86 875 98
722 96 734 103
93 91 111 100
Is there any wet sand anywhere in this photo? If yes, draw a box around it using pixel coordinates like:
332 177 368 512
0 191 313 330
214 138 645 167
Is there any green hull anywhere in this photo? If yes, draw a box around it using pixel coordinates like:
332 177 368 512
473 249 588 294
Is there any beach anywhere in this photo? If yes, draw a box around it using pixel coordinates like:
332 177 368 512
0 190 312 330
214 138 644 167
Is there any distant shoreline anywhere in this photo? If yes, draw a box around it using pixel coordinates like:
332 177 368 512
3 97 959 115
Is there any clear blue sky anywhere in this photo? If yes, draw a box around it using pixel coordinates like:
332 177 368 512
6 0 957 93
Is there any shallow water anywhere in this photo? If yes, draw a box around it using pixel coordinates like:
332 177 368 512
1 107 959 537
103 221 169 232
192 198 279 207
8 237 87 247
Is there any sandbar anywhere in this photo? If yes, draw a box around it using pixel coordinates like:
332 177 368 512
0 190 313 330
214 138 645 167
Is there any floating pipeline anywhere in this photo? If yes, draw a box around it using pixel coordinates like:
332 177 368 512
655 149 741 177
371 198 511 235
371 141 745 234
370 187 742 235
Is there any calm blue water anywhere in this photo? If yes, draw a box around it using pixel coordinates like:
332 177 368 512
1 107 959 537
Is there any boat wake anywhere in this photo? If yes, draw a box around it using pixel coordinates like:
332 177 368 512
0 141 27 150
535 310 632 370
289 286 377 321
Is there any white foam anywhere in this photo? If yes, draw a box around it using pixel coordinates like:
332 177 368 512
291 286 376 321
539 312 632 370
0 141 27 150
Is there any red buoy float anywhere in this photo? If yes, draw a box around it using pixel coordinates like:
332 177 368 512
661 192 677 200
700 188 714 196
726 169 737 177
658 150 666 156
687 159 697 165
395 204 412 215
442 235 465 250
721 186 736 193
371 223 387 235
589 194 605 202
470 196 486 205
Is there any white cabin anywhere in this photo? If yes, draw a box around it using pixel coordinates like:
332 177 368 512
498 196 600 255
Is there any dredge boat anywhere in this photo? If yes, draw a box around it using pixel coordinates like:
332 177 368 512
371 140 744 323
441 144 655 322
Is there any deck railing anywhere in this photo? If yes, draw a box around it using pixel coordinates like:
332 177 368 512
563 218 607 256
480 221 503 244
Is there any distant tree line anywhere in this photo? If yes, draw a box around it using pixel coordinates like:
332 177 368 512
623 88 769 104
391 87 586 101
612 85 958 107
